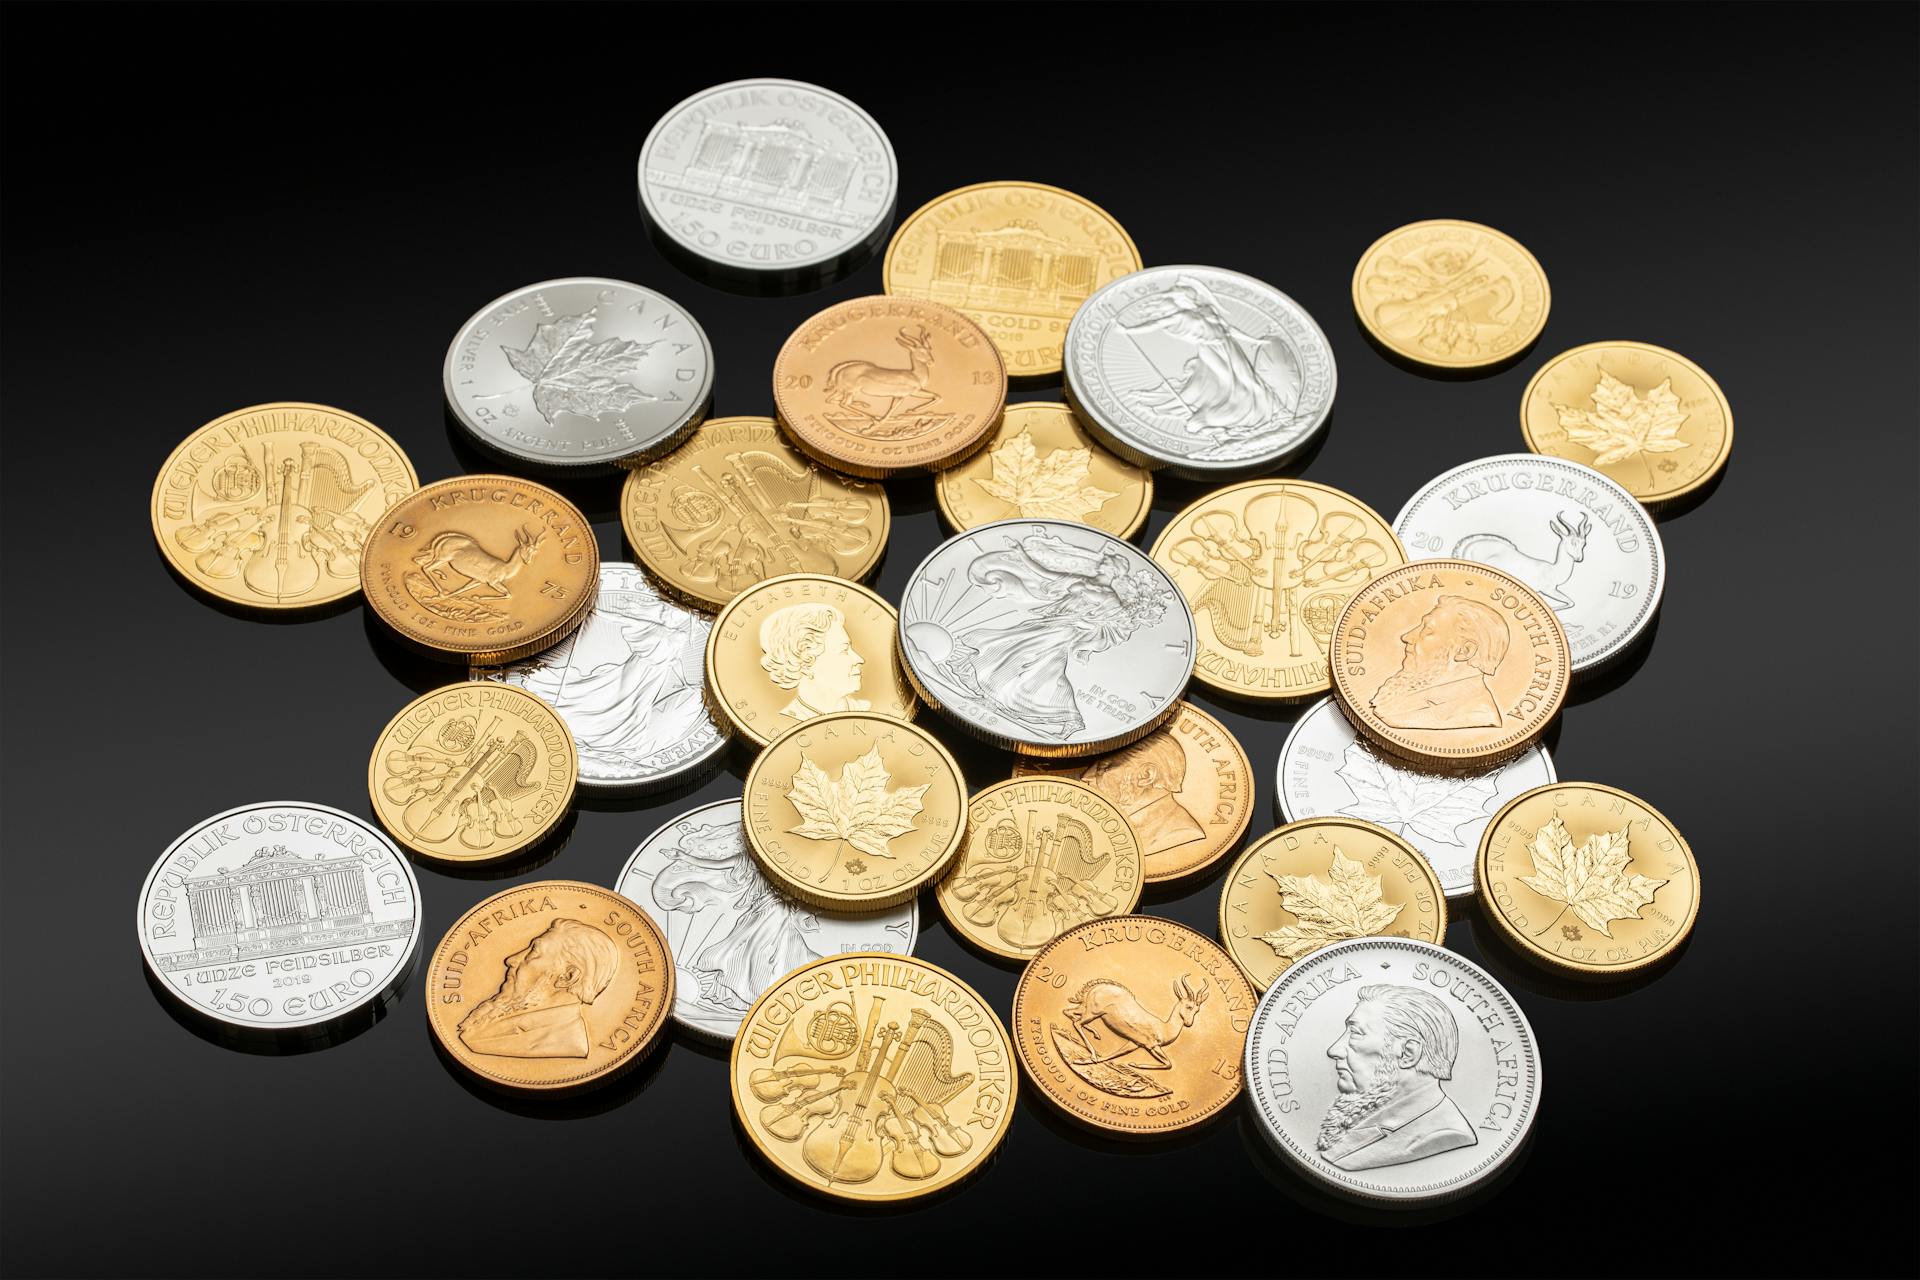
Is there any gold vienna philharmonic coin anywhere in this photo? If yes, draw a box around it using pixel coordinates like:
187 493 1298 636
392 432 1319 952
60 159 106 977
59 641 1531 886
619 415 890 610
1352 219 1550 369
150 402 418 609
425 880 672 1095
742 712 967 912
360 474 598 664
934 402 1151 538
731 952 1016 1203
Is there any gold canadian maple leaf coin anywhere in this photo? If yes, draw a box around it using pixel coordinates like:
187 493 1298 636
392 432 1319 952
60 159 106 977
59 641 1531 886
1352 219 1550 369
934 402 1151 537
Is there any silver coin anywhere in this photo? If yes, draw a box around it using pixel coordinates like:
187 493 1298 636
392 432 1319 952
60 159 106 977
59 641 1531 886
638 78 898 278
137 802 422 1035
471 562 729 794
1064 265 1336 478
616 799 917 1041
1393 453 1665 673
1277 697 1555 900
443 276 714 469
1244 936 1542 1207
897 518 1196 756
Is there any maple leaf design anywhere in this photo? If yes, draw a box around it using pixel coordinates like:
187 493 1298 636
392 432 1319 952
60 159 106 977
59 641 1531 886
785 746 928 861
1335 742 1500 846
499 309 661 425
1259 846 1405 962
1517 815 1666 938
1551 371 1691 469
972 430 1120 521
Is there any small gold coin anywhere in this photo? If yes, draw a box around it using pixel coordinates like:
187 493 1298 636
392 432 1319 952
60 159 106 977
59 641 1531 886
1352 219 1550 368
1151 480 1407 701
706 573 916 748
619 415 890 610
1477 781 1700 977
367 682 576 862
1329 560 1569 770
425 880 672 1095
743 712 966 911
935 777 1144 961
731 952 1016 1202
934 401 1151 537
772 296 1006 477
1520 340 1733 504
1012 915 1255 1137
1012 701 1253 882
1217 818 1448 993
150 402 418 609
360 474 599 664
883 181 1142 378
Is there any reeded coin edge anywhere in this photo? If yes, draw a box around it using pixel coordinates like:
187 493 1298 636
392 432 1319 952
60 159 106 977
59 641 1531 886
1350 219 1551 369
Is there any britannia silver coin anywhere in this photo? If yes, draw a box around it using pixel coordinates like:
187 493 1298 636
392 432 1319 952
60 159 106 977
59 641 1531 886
1244 936 1542 1207
1064 265 1336 479
137 801 422 1036
443 276 714 470
1277 697 1555 899
897 518 1196 757
1393 453 1665 672
471 562 729 793
616 800 917 1041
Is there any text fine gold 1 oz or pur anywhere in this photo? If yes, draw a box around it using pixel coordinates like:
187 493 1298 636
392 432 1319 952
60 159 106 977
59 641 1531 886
1352 219 1550 369
934 401 1152 538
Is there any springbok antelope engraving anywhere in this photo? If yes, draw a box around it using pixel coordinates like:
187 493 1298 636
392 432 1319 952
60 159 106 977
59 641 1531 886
412 525 548 602
1454 511 1589 609
823 325 938 424
1062 974 1210 1069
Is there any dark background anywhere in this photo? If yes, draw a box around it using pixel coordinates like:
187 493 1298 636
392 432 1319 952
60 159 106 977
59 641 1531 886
4 6 1915 1277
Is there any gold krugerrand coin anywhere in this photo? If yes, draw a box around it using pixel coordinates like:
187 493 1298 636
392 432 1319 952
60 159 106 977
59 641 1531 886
425 880 672 1095
731 952 1016 1203
1012 915 1255 1137
1352 219 1550 369
772 296 1006 477
1218 817 1448 993
1520 340 1733 505
1012 701 1253 882
934 401 1152 538
619 415 890 611
151 402 418 609
361 474 598 665
1477 781 1700 977
367 682 576 863
883 181 1143 378
1151 479 1407 701
1329 559 1570 770
935 777 1144 962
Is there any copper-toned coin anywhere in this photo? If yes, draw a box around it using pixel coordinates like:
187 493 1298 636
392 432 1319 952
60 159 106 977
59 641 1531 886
1352 219 1550 369
772 296 1006 477
934 401 1151 538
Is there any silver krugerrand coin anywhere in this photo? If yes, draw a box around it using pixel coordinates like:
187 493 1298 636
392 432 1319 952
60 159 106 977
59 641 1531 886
1393 453 1665 673
616 800 917 1041
897 518 1196 757
138 802 422 1035
1277 697 1556 900
1245 937 1542 1207
471 562 730 793
1065 265 1336 479
443 277 714 469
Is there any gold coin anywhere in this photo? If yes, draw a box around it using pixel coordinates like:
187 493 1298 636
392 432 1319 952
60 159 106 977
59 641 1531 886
731 952 1015 1202
1477 781 1700 977
1151 480 1407 701
424 880 672 1095
1520 340 1733 504
1352 219 1550 368
772 296 1006 477
935 777 1144 962
1011 701 1253 882
933 402 1151 537
1328 560 1570 770
1012 915 1255 1137
367 682 576 862
1217 817 1448 993
883 181 1142 378
150 402 418 609
743 712 966 912
619 415 889 610
360 474 599 664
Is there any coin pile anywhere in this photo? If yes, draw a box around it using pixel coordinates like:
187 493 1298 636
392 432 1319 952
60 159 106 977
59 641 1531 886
139 77 1727 1211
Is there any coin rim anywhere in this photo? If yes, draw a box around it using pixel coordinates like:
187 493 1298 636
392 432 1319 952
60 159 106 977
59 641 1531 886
1349 218 1551 369
933 400 1154 539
